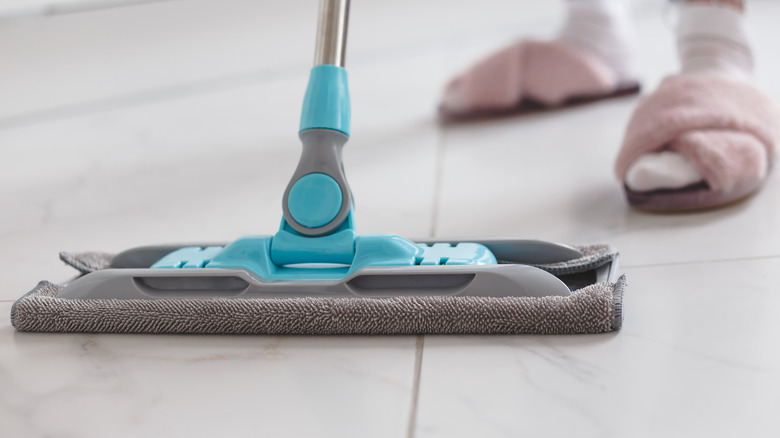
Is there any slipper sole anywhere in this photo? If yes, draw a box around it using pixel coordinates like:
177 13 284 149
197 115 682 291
623 177 764 212
439 81 641 124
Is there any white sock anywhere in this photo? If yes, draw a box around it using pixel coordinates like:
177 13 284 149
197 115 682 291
625 2 752 193
558 0 636 83
625 151 703 191
677 2 753 80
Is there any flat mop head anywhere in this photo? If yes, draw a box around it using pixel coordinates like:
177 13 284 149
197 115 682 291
11 0 626 335
12 243 624 334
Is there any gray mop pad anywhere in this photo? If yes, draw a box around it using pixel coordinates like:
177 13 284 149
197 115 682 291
11 245 624 335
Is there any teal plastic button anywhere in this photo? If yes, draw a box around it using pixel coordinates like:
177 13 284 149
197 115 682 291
288 173 343 228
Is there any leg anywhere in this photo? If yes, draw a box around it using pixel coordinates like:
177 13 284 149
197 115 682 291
439 0 639 119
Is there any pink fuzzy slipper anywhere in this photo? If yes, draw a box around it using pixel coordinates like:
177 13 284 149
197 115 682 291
615 74 780 211
439 40 640 121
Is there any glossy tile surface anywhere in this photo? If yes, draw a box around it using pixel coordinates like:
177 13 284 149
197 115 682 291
415 260 780 437
3 0 780 436
0 304 419 438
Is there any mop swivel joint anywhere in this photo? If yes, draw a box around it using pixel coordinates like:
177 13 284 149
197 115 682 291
274 63 355 265
281 127 352 238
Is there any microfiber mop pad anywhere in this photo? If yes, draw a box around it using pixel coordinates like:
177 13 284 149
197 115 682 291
11 245 624 335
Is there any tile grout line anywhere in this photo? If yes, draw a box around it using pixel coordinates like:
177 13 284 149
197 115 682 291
0 64 307 131
410 111 440 436
0 19 559 130
0 0 180 20
0 2 660 129
428 126 448 239
411 101 439 438
622 253 780 270
406 335 425 438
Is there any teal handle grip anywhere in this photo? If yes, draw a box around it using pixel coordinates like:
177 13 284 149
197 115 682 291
299 65 351 136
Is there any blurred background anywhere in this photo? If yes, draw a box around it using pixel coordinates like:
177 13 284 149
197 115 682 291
4 3 780 437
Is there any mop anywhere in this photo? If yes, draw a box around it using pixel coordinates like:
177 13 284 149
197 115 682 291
11 0 625 335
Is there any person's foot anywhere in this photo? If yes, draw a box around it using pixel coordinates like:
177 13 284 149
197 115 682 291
623 1 758 195
615 2 780 211
439 0 638 120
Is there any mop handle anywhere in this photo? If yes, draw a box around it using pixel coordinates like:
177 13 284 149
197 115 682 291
314 0 350 67
279 0 354 239
298 0 352 136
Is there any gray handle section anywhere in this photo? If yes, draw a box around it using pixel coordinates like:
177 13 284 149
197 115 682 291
282 129 353 236
57 264 572 300
314 0 350 67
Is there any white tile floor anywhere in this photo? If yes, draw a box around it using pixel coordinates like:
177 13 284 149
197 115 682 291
2 0 780 436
